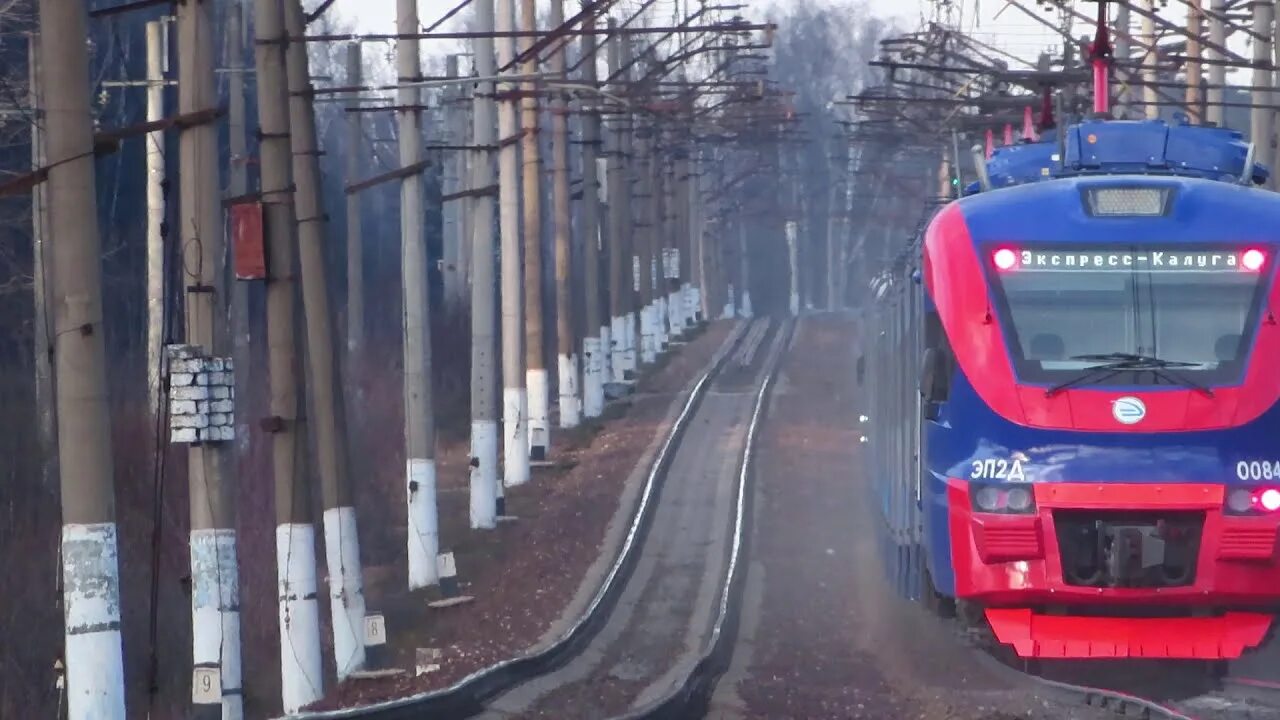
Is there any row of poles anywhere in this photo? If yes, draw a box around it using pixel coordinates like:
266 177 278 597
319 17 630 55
29 0 777 717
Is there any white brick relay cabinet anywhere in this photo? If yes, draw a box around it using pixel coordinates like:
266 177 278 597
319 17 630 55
166 344 235 443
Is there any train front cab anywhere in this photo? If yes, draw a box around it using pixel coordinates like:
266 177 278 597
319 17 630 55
867 179 1280 666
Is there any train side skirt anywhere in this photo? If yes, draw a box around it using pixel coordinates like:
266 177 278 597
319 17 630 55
984 608 1272 660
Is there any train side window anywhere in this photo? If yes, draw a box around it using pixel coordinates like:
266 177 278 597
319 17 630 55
920 310 953 409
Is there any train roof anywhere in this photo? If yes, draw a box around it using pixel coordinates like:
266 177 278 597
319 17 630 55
965 117 1270 193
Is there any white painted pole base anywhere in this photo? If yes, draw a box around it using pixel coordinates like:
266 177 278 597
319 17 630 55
324 506 367 680
558 353 581 428
667 290 683 336
503 388 530 488
688 285 702 323
191 528 243 719
470 419 498 528
276 523 323 713
527 368 550 460
723 283 736 320
655 296 669 350
599 324 613 387
639 304 657 364
740 291 754 319
623 312 638 374
583 335 605 418
609 315 626 383
789 290 800 316
63 523 127 720
406 458 440 589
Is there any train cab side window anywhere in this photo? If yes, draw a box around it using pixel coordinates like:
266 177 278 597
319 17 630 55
920 310 953 405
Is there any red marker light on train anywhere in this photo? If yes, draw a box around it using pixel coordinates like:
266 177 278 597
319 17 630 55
1242 249 1266 272
993 248 1018 270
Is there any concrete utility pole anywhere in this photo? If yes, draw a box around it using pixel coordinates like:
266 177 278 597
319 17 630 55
1253 0 1275 174
175 0 243 711
29 34 57 496
227 5 252 464
146 21 166 421
606 20 637 383
345 42 366 360
1186 0 1204 122
739 221 753 317
282 0 367 679
470 0 502 528
1207 0 1228 126
786 220 800 316
395 0 445 579
39 0 127 716
1114 3 1131 118
662 151 682 340
495 0 528 494
549 0 581 430
579 14 606 419
521 0 550 460
251 0 322 707
1141 0 1159 119
676 151 696 327
635 129 657 364
442 54 465 312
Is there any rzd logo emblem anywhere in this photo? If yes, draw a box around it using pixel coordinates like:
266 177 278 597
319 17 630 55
1112 396 1146 425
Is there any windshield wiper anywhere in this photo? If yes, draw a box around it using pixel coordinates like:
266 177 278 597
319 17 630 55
1043 353 1214 398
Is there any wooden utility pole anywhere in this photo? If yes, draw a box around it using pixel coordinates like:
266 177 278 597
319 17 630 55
282 0 367 679
251 0 322 707
1141 0 1159 119
345 42 366 360
29 34 57 495
1253 0 1275 174
39 0 127 715
394 0 444 580
175 0 243 710
1186 0 1204 122
146 21 166 421
549 0 580 429
470 0 501 528
606 21 636 382
520 0 550 461
1207 0 1227 126
496 0 529 493
579 14 606 419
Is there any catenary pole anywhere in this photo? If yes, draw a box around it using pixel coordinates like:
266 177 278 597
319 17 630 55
496 0 529 492
29 33 57 495
579 13 606 418
607 21 637 381
251 0 322 708
1207 0 1227 126
470 0 501 528
1141 0 1159 119
1253 0 1275 175
395 0 445 582
521 0 551 461
345 42 366 360
282 0 367 679
549 0 581 429
146 21 166 423
227 5 252 462
175 0 244 711
42 0 128 711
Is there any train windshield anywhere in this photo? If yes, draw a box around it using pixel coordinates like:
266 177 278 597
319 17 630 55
988 246 1270 386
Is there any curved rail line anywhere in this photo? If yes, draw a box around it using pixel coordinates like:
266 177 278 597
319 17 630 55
610 317 795 720
283 320 753 720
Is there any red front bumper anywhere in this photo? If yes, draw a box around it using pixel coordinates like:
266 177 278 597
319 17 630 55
948 481 1280 658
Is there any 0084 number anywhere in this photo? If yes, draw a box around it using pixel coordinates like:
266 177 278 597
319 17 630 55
1237 460 1280 481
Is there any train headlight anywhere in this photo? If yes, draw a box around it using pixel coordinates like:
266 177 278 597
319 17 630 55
1227 488 1255 514
971 484 1036 514
1006 487 1033 512
975 486 1002 512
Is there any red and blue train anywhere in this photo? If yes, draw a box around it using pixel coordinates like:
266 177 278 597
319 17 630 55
862 117 1280 670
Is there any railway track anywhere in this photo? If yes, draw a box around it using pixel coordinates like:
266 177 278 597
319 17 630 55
285 316 793 720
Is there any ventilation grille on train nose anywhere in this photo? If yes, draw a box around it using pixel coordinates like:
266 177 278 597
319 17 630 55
1084 187 1171 217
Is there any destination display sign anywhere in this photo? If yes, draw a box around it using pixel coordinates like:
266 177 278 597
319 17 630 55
1006 248 1261 272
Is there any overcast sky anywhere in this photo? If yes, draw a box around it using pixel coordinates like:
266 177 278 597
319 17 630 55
338 0 1071 65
